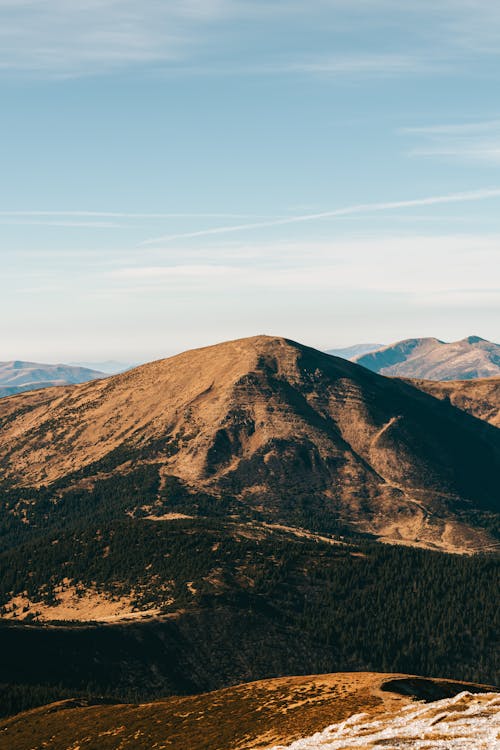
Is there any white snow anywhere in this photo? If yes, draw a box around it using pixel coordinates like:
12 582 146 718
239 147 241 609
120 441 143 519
271 691 500 749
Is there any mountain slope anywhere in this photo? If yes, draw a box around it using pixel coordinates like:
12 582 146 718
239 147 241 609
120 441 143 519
354 336 500 380
410 377 500 428
0 335 499 551
0 360 105 397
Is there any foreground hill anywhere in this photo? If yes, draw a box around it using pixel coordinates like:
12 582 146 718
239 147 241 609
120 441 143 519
0 672 496 750
0 360 105 397
0 335 499 552
354 335 500 380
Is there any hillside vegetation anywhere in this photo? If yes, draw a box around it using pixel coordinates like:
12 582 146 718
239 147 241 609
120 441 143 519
0 517 498 717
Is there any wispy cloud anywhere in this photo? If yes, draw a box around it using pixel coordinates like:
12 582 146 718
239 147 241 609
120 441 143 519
0 219 126 228
280 54 442 77
0 209 277 231
0 1 231 76
141 188 500 244
111 233 500 298
403 119 500 164
170 53 442 78
441 1 500 55
0 210 269 218
403 119 500 135
1 1 500 78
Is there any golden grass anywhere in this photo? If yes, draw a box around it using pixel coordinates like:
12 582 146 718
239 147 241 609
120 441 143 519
1 672 493 750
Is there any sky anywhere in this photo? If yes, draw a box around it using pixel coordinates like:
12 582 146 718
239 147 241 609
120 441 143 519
1 0 499 362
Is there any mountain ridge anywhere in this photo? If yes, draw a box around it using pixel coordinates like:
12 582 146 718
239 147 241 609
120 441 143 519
0 360 105 397
353 335 500 380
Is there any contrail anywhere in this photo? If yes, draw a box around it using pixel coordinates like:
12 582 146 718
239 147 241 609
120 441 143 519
141 187 500 245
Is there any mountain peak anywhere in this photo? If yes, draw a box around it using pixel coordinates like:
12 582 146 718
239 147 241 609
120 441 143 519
0 336 498 552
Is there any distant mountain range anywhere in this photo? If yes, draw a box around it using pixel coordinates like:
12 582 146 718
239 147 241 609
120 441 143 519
0 360 105 398
329 336 500 380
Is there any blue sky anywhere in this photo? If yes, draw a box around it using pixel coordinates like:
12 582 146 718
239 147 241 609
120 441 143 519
1 1 499 361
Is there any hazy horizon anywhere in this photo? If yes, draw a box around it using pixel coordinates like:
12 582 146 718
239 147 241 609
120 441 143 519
2 331 498 367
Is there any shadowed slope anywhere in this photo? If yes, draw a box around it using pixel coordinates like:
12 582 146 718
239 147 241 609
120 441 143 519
410 376 500 428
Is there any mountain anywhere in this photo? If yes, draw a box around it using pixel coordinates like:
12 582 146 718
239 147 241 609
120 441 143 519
326 342 385 359
0 360 105 397
0 335 499 553
354 336 500 380
1 672 496 750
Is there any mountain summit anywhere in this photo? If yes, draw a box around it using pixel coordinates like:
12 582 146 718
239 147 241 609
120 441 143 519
1 335 498 552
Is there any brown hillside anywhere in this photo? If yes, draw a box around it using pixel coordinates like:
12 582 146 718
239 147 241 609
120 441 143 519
0 672 495 750
0 335 499 551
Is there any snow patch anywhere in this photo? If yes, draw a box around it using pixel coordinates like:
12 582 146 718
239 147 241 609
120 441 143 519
271 691 500 749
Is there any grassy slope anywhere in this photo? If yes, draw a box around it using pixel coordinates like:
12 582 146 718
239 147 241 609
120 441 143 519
0 673 495 750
